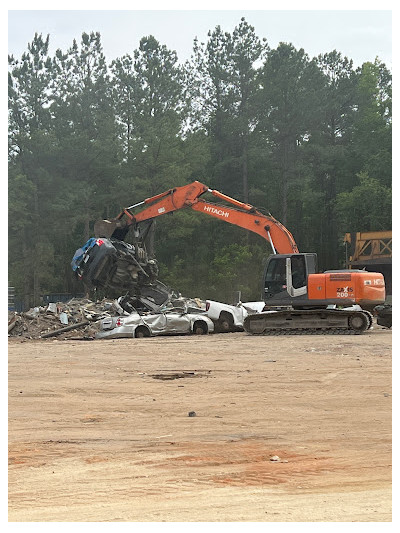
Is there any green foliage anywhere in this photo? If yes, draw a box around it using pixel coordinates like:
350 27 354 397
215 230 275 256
8 172 36 231
110 35 186 198
335 172 392 232
351 60 392 188
158 241 266 303
208 243 266 302
258 43 326 225
8 22 392 308
186 19 267 200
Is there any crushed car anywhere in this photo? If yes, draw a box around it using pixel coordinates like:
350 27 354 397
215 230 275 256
95 307 214 339
205 299 265 332
71 237 159 296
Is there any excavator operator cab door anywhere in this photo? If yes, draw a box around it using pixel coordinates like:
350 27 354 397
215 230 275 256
263 253 317 303
263 256 288 299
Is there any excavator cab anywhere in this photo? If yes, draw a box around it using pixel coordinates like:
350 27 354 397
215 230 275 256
262 253 317 304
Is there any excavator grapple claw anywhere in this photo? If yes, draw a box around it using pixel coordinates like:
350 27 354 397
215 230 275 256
94 218 131 240
94 219 119 239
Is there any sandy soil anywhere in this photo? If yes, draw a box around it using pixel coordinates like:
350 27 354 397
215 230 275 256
8 326 392 522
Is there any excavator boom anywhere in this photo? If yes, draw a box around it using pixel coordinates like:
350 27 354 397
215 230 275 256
95 181 299 254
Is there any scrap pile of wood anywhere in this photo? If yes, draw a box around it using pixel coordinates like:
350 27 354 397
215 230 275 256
8 298 119 340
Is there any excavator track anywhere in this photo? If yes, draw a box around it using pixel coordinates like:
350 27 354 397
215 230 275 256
243 309 373 336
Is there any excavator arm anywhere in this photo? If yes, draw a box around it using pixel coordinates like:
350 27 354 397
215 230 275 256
94 181 299 255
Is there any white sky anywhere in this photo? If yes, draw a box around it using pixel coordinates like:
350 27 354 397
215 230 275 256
7 2 394 69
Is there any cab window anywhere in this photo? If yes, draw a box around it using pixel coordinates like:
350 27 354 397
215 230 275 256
291 256 306 289
265 258 286 283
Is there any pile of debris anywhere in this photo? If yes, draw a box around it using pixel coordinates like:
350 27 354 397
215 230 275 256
8 298 122 341
8 292 207 341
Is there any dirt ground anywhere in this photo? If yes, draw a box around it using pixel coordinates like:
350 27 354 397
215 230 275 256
8 325 392 522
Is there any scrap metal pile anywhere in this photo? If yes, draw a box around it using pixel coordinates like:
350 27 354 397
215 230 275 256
8 298 118 340
8 290 208 341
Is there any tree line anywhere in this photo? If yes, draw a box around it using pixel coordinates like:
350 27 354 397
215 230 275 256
8 19 392 308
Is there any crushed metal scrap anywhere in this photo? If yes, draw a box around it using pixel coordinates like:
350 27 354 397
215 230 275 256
8 292 207 341
8 298 118 340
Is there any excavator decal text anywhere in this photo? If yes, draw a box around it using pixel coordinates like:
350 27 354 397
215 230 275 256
336 286 354 298
203 206 230 218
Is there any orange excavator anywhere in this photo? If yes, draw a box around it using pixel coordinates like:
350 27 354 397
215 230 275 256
85 180 385 334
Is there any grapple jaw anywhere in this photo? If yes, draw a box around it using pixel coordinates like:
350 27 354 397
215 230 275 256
94 218 130 240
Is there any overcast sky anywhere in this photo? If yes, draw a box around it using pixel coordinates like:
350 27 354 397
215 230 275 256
7 4 393 69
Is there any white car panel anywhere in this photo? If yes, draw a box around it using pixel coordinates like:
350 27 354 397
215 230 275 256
95 310 214 339
205 299 265 331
